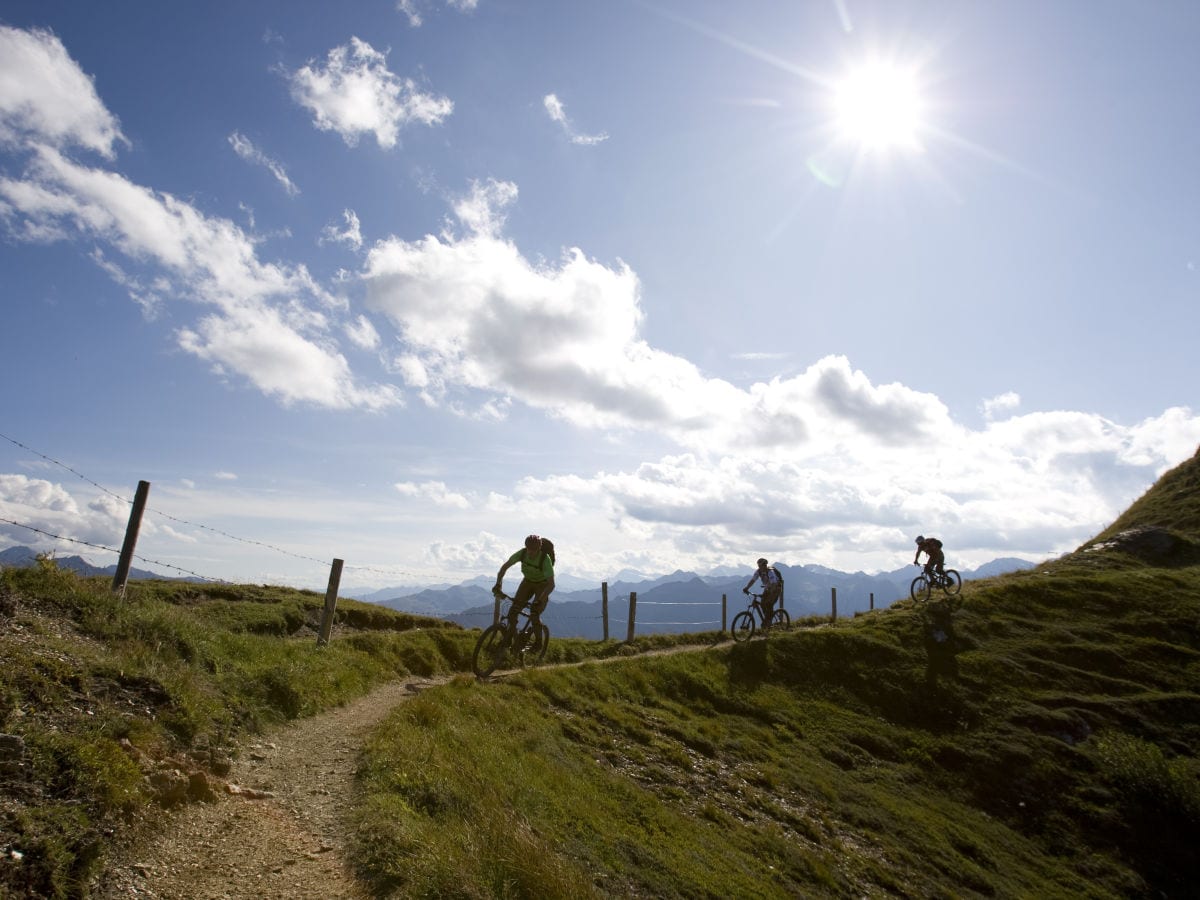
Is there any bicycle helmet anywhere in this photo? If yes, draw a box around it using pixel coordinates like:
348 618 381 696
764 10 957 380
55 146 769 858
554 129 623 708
915 535 924 544
524 533 542 551
757 558 768 567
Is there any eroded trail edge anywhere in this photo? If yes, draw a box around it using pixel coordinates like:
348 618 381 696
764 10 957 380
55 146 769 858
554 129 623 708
97 642 734 899
99 677 445 900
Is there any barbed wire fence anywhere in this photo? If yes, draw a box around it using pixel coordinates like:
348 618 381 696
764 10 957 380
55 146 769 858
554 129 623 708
0 431 870 641
0 430 428 588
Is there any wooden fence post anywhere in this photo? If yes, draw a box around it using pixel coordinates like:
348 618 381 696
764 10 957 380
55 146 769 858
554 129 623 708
627 591 637 642
831 586 837 622
870 592 874 611
316 558 344 647
721 593 727 632
602 581 609 640
112 480 151 594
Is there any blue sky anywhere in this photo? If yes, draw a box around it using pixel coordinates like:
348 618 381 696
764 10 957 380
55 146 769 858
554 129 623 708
1 1 1198 591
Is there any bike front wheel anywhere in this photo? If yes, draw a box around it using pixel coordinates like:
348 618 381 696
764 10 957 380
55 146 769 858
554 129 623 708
770 608 790 631
941 570 962 596
910 575 932 603
731 611 755 642
472 624 508 678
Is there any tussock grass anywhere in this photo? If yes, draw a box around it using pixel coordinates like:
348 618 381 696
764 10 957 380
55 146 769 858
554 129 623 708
353 546 1200 897
0 561 710 897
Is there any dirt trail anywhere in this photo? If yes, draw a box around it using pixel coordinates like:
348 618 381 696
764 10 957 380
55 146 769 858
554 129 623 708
97 676 447 899
95 642 734 899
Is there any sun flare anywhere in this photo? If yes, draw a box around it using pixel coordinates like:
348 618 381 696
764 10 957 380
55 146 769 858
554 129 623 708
831 60 925 153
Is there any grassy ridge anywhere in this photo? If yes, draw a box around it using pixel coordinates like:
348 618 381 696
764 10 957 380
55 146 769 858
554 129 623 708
352 566 1199 898
0 564 711 897
2 447 1198 897
350 451 1200 897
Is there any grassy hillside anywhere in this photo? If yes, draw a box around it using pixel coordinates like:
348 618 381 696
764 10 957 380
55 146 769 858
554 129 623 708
0 564 712 897
2 447 1197 897
349 450 1200 898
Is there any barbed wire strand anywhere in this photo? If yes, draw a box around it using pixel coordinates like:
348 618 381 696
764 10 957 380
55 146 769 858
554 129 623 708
0 431 425 580
0 517 224 582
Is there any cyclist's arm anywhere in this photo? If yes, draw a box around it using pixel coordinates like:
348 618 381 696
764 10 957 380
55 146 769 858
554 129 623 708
495 550 521 589
743 572 758 593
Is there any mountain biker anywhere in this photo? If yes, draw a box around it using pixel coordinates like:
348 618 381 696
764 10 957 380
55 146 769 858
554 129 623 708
913 535 947 579
743 558 783 628
494 534 554 642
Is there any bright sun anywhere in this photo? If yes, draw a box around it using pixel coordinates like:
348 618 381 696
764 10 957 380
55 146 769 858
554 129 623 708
831 60 925 153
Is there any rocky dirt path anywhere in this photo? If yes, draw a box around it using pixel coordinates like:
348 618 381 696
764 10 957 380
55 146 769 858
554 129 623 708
96 642 734 899
97 676 448 900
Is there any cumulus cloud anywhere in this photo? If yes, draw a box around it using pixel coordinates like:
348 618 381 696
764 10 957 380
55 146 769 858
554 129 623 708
543 93 609 146
320 209 363 249
394 480 471 509
396 0 478 28
228 131 299 196
0 28 401 411
0 26 126 157
0 474 129 552
982 391 1020 420
288 37 452 148
361 178 947 453
345 314 381 350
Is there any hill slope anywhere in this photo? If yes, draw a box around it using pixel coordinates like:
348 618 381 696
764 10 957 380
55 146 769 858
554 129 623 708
1 447 1197 897
347 449 1200 897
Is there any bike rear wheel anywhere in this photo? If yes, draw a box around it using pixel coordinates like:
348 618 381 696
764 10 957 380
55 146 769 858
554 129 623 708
517 624 550 667
770 608 790 631
910 575 932 603
731 611 755 642
471 624 508 677
941 570 962 596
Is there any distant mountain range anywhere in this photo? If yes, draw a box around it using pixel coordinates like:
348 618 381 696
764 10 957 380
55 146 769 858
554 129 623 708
0 544 1035 638
365 557 1037 639
0 545 201 582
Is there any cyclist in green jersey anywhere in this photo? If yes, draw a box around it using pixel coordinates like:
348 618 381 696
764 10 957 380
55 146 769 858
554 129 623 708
494 534 555 639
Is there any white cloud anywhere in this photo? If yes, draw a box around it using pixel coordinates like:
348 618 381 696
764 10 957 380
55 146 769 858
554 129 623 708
396 0 478 28
361 178 943 452
0 145 400 410
228 131 299 196
543 93 609 146
320 209 363 249
0 474 128 551
394 480 471 509
345 314 381 350
0 26 126 158
214 472 238 481
982 390 1020 420
288 37 452 148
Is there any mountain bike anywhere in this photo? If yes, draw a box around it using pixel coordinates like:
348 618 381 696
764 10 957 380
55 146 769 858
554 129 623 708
910 566 962 603
730 592 790 643
471 592 550 678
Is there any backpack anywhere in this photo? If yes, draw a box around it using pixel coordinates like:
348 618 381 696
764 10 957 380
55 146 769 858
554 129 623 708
525 537 555 566
924 538 943 551
770 566 783 586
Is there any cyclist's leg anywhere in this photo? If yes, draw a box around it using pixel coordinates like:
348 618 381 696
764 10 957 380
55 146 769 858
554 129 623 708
530 578 554 627
508 579 536 635
761 585 779 628
932 550 946 578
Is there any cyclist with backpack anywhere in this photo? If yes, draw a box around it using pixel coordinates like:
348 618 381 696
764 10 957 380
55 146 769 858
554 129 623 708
743 558 783 629
494 534 555 642
913 535 947 578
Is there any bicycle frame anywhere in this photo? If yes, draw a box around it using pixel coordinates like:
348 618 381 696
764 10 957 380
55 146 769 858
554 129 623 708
472 592 550 677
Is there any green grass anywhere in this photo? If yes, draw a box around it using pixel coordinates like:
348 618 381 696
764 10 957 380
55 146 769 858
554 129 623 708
5 447 1200 897
0 562 708 898
351 561 1199 897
